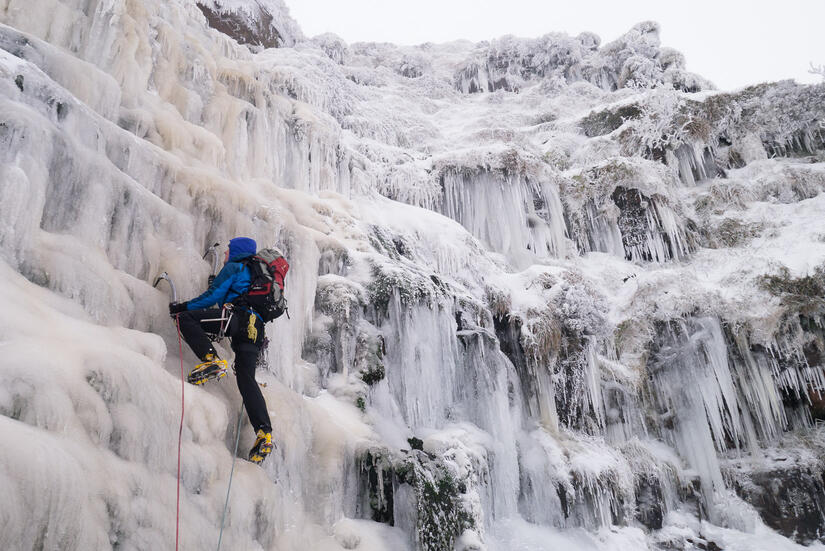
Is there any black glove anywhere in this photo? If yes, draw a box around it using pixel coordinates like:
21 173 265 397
169 302 188 316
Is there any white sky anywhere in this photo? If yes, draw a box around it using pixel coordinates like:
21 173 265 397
282 0 825 90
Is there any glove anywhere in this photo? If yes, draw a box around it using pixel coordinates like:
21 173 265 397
169 302 188 316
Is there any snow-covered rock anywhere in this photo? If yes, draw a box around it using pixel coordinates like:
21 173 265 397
196 0 304 49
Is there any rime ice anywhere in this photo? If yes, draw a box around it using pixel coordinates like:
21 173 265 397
1 1 825 550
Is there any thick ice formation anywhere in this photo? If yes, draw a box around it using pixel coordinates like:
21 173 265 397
2 1 825 550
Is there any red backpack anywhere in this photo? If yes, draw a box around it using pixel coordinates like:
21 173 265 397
236 248 289 321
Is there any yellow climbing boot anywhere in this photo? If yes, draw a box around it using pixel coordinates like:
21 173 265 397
187 354 228 385
249 429 273 464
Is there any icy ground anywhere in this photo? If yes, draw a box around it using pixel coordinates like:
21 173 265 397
1 0 825 550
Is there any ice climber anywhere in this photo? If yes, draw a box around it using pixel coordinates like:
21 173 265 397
169 236 274 464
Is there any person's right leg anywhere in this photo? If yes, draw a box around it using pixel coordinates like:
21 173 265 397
176 308 224 360
177 308 229 384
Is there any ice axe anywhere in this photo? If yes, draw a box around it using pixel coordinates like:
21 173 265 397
153 271 178 303
203 242 221 284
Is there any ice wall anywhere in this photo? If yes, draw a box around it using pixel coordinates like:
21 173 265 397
2 1 825 550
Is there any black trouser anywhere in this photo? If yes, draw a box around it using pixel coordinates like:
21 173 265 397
177 308 272 433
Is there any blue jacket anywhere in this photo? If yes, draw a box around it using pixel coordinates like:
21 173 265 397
186 236 258 311
186 259 252 310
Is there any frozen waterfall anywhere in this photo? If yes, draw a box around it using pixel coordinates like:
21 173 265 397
2 1 825 550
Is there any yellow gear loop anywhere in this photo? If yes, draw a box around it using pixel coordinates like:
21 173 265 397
247 312 258 341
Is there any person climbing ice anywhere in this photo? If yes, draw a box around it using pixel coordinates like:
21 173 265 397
168 236 287 464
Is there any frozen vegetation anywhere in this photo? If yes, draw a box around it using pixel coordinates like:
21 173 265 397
1 0 825 549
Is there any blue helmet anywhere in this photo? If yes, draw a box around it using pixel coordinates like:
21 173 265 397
228 237 257 261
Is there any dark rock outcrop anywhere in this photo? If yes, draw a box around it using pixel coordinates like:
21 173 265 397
196 0 301 49
732 460 825 543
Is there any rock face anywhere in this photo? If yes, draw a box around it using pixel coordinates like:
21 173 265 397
196 0 303 48
730 456 825 543
1 1 825 550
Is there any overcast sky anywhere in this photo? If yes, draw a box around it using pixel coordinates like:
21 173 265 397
282 0 824 90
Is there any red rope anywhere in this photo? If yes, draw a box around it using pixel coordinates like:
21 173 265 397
174 315 185 551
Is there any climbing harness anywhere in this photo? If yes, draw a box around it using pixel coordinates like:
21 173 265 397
217 402 244 551
201 304 235 342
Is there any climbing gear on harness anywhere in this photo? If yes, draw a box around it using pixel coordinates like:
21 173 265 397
201 304 234 343
247 312 258 341
248 429 273 464
188 353 228 385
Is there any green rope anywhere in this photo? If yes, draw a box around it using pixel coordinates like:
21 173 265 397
217 402 244 551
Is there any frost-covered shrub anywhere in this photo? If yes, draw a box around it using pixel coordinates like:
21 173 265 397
358 447 478 550
658 47 685 71
355 325 386 385
410 462 476 551
695 165 825 215
620 86 692 155
693 181 754 215
601 21 661 67
366 260 444 317
701 218 763 248
577 31 601 52
542 148 570 171
396 53 429 78
552 275 609 430
684 81 825 162
485 286 512 318
368 225 427 263
344 65 389 87
580 103 642 138
538 74 567 95
567 157 639 205
619 55 661 89
664 67 710 93
312 33 350 65
452 21 706 95
555 273 609 339
454 30 596 93
315 274 365 323
507 271 609 432
758 265 825 316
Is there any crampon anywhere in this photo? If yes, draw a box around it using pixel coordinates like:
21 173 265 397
187 356 228 385
248 430 273 464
